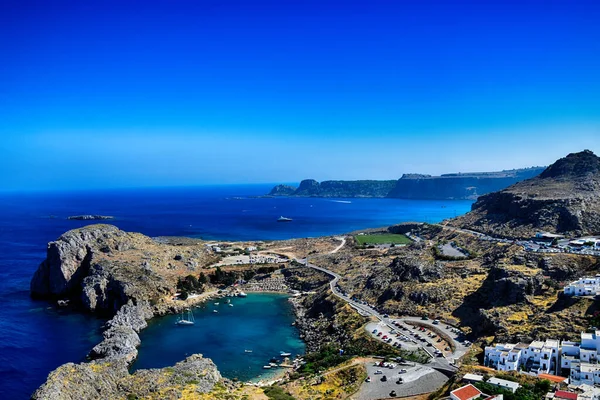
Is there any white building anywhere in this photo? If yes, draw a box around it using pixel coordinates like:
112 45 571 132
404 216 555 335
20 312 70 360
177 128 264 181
486 332 600 378
564 276 600 297
488 377 520 393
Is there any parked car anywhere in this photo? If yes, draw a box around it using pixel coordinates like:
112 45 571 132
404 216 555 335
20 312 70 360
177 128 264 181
374 370 383 375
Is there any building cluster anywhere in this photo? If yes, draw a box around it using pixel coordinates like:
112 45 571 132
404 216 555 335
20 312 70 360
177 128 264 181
564 276 600 297
485 331 600 387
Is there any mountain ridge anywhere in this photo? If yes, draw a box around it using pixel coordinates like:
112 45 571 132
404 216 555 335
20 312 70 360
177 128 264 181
268 167 545 200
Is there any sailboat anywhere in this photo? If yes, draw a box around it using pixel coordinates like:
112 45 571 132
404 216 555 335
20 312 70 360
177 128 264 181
176 309 195 326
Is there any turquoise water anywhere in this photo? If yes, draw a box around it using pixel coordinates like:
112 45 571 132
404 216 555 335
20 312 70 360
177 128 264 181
132 293 305 381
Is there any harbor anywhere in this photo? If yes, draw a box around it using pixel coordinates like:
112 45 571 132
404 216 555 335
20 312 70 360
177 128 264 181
132 293 305 382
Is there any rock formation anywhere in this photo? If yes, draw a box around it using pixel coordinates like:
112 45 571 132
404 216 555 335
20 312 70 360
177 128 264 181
451 150 600 237
267 167 544 199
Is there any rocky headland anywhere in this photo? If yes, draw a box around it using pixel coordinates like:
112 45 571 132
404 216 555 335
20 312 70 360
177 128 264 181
67 215 115 220
268 167 544 200
450 150 600 238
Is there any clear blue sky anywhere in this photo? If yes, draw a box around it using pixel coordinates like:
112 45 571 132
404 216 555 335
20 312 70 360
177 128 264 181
1 0 599 191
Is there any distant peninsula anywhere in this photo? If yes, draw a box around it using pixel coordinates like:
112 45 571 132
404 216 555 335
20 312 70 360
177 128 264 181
268 167 545 200
67 215 115 221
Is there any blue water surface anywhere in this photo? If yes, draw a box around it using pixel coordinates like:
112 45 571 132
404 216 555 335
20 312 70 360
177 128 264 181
0 184 472 398
133 293 305 382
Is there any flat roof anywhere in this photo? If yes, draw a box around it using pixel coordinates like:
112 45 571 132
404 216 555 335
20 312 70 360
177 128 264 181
488 377 520 390
530 341 544 348
463 373 484 382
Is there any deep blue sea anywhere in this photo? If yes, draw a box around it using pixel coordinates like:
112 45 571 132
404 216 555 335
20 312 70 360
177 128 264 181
0 184 473 398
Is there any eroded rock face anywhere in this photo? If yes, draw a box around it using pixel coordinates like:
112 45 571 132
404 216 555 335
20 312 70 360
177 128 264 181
30 225 121 297
31 355 221 400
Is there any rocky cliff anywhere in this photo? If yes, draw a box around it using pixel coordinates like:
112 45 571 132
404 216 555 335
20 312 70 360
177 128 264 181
267 167 544 199
451 150 600 238
387 167 544 200
269 179 397 197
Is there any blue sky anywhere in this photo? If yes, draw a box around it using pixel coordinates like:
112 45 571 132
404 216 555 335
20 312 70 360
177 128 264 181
1 0 599 191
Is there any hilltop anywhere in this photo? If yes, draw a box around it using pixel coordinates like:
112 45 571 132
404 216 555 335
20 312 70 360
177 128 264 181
450 150 600 238
268 167 544 200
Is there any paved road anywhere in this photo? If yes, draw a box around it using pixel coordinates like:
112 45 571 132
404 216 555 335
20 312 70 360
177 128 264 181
297 256 458 373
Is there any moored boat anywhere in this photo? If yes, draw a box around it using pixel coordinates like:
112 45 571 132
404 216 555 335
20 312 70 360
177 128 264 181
277 216 292 222
237 291 247 297
263 365 272 369
280 351 291 357
176 309 195 326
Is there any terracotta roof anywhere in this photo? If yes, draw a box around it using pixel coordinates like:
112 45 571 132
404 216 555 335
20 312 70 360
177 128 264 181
538 373 569 383
451 384 483 400
554 390 578 400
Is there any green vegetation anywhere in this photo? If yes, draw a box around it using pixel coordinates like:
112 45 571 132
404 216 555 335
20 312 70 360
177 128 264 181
474 379 551 400
354 234 411 245
263 385 296 400
176 274 205 299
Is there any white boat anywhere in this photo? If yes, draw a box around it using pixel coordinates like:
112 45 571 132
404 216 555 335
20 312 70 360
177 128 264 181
229 304 234 307
214 302 219 305
237 292 247 298
277 216 292 222
244 350 253 353
280 352 291 357
213 310 218 313
176 309 195 326
269 363 278 367
263 365 272 369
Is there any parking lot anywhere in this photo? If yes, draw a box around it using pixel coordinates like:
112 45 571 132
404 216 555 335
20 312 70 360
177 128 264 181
353 362 448 400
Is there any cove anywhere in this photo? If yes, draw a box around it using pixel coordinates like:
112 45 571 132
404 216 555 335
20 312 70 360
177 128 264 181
132 293 305 382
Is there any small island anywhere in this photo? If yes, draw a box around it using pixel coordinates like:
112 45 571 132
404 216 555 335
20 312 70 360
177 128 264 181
67 215 115 221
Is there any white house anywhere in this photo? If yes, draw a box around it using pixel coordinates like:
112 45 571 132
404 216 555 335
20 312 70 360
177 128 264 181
488 377 520 393
570 362 600 386
564 276 600 297
560 341 581 370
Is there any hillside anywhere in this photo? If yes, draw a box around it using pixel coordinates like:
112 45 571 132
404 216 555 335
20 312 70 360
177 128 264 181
267 167 544 199
450 150 600 238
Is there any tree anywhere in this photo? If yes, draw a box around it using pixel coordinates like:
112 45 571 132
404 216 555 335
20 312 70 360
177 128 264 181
199 272 208 284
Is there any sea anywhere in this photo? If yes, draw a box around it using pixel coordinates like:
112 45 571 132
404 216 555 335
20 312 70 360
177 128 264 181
0 184 473 398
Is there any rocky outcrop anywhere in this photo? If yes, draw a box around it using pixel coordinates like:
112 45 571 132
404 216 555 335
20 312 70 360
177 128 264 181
67 215 114 220
268 184 297 196
31 354 221 400
451 150 600 237
30 224 119 298
269 179 398 198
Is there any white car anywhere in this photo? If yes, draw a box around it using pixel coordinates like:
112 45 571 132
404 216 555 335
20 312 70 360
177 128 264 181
374 370 383 375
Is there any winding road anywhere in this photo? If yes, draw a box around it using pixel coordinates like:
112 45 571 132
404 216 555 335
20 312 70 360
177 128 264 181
296 236 460 373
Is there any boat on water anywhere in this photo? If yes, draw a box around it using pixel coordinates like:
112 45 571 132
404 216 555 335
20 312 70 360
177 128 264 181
263 365 272 369
229 304 234 307
214 302 219 305
277 216 292 222
225 299 230 304
176 309 195 326
244 350 253 353
269 363 278 367
213 310 218 313
280 351 292 357
237 291 247 298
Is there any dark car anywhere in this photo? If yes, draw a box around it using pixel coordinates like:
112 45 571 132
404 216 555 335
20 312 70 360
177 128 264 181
381 375 387 382
390 390 397 397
